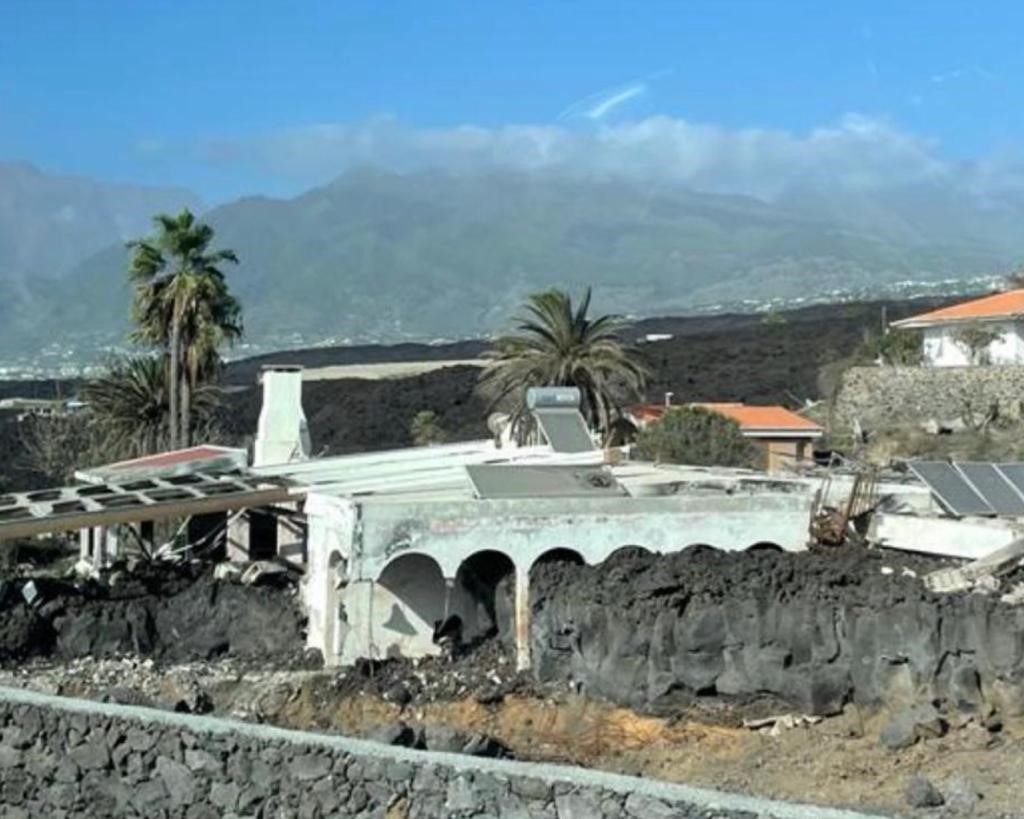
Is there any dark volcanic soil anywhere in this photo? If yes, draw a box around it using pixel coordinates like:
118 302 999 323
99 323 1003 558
219 296 950 457
0 296 951 489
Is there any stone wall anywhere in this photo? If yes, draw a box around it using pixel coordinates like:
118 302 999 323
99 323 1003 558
831 365 1024 433
0 686 882 819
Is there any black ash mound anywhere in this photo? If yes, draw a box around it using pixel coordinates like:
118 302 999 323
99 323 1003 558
0 564 311 668
530 545 1024 717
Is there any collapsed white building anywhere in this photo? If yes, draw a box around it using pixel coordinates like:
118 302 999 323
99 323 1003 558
0 366 940 670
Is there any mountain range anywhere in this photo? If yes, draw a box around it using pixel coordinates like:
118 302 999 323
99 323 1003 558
2 163 1022 359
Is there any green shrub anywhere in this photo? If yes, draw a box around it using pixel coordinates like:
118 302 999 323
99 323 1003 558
410 410 448 446
856 329 923 366
633 406 761 467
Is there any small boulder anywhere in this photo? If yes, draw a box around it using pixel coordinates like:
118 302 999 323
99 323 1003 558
943 775 981 813
881 703 947 751
905 774 944 808
383 682 412 706
365 722 418 748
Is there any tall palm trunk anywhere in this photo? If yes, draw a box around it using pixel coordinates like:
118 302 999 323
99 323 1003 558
180 365 191 448
168 312 181 450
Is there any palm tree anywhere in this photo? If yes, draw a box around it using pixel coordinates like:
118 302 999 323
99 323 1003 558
479 287 648 439
127 209 241 449
81 355 223 459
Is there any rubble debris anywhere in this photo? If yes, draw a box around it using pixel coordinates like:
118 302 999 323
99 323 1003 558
943 774 981 813
999 583 1024 605
98 686 157 708
880 704 947 751
905 774 944 808
924 537 1024 594
741 714 823 736
213 563 242 582
432 614 464 661
809 469 878 547
331 639 530 706
363 721 513 758
239 559 296 588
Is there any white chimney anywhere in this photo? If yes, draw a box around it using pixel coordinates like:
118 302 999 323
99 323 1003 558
253 366 311 467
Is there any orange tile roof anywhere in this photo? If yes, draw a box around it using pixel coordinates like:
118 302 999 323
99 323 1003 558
892 289 1024 327
694 403 823 432
628 403 823 434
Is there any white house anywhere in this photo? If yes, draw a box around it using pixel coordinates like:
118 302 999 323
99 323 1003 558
891 289 1024 367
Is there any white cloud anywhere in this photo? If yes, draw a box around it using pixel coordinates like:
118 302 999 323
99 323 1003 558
198 112 974 203
930 65 997 85
558 82 648 121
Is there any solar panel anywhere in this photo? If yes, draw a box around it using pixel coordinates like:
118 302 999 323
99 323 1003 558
533 408 596 453
466 464 623 499
956 462 1024 516
909 461 995 517
995 463 1024 506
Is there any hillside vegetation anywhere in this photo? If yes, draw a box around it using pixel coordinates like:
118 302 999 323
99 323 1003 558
4 168 1014 353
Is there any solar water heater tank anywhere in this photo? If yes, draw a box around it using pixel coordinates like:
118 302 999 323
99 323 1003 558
526 386 582 409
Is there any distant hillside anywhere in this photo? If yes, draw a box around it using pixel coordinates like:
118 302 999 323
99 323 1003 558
5 167 1020 354
0 161 201 281
0 162 201 346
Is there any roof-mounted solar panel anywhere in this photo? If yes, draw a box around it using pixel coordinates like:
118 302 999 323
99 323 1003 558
994 463 1024 506
533 408 596 453
956 462 1024 516
466 464 623 499
909 461 995 518
525 386 596 453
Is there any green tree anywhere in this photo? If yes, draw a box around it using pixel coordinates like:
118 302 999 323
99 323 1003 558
81 355 222 459
410 410 448 446
633 406 761 468
127 209 241 449
479 287 648 438
857 328 923 366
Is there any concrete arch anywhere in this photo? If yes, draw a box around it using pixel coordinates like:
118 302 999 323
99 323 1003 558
377 549 442 579
746 541 784 553
529 547 586 571
451 550 517 645
602 545 654 565
678 543 723 558
373 553 447 660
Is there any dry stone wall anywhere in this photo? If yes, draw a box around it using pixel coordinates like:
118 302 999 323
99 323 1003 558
0 686 880 819
831 365 1024 433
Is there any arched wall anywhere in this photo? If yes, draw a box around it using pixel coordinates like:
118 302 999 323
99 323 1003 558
449 550 517 645
367 553 448 661
746 541 784 552
529 547 586 571
310 492 815 667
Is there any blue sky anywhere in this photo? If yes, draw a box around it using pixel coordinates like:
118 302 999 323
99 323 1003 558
2 0 1022 202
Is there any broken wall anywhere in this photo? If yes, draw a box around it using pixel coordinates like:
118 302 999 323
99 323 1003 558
832 365 1024 434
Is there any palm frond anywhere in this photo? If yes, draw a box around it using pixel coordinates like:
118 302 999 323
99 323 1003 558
479 287 650 436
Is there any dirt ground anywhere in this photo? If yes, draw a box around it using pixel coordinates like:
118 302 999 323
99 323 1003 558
1 656 1019 818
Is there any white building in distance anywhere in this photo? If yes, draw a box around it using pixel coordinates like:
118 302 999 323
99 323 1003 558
892 289 1024 367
